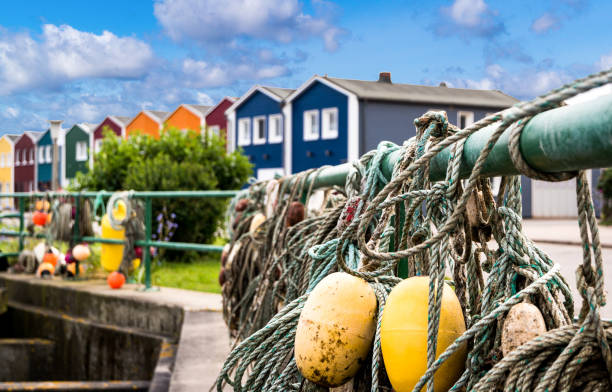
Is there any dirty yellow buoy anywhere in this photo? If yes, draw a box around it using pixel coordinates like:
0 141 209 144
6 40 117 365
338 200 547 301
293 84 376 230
381 276 467 392
295 272 377 387
501 302 546 356
249 213 266 233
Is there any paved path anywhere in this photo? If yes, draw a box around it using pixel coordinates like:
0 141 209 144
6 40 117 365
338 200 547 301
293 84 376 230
523 219 612 247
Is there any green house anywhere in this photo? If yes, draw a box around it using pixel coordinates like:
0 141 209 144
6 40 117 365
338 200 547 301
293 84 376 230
63 123 94 186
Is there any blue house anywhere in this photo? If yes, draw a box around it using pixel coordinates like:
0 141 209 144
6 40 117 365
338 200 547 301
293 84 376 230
36 128 63 191
283 72 519 175
226 85 294 180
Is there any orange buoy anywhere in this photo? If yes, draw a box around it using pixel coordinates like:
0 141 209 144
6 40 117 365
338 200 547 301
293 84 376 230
107 271 125 289
42 251 59 267
32 211 48 226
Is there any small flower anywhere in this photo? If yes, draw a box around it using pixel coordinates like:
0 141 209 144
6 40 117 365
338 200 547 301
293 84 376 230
170 213 176 219
156 213 163 222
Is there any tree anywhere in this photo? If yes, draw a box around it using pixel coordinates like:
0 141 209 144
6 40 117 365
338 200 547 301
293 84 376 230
76 128 252 258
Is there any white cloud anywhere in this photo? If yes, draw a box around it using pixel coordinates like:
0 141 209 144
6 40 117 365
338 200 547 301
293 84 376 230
154 0 346 52
598 50 612 70
450 64 572 99
182 58 289 88
437 0 504 37
447 0 488 27
4 107 19 118
0 24 153 95
531 13 560 34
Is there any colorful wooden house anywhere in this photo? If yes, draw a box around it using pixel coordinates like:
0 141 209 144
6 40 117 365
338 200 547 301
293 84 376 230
14 131 40 193
63 123 94 186
36 128 64 191
0 134 18 208
226 86 294 180
205 97 236 139
92 116 132 154
165 104 211 135
126 111 169 139
283 73 518 174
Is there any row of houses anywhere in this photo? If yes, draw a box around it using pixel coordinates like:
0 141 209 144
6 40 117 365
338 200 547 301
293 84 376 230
0 71 603 217
0 97 236 209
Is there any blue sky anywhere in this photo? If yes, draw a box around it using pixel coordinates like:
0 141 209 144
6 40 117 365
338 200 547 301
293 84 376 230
0 0 610 131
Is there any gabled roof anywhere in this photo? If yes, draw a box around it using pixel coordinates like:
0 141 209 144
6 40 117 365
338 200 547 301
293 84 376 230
226 86 295 115
184 104 212 117
326 76 518 108
109 116 133 127
147 111 169 123
1 134 19 145
20 131 42 143
68 123 95 134
203 97 237 117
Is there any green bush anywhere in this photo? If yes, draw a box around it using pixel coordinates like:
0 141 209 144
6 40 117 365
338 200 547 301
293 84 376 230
76 128 252 258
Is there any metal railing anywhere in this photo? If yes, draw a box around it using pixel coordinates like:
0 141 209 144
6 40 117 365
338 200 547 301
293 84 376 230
0 190 238 290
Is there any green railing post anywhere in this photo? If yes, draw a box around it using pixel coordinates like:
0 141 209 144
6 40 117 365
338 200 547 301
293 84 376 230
143 196 153 290
18 198 24 252
73 194 81 278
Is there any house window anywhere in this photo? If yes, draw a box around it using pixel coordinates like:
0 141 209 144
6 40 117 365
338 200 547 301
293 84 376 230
14 150 19 166
238 118 251 146
322 108 339 139
303 109 320 141
209 125 220 137
29 149 35 164
39 146 45 162
457 111 474 129
94 139 103 153
6 153 11 167
76 141 88 161
0 153 4 168
268 114 282 143
45 145 52 163
253 116 266 145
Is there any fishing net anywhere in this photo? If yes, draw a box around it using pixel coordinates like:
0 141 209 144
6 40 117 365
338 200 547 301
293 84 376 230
216 68 612 391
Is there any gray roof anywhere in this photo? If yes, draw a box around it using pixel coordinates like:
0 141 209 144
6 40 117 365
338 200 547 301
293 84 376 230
147 111 169 123
262 86 295 100
23 131 43 141
185 104 212 117
4 134 20 142
113 116 133 127
74 123 96 133
324 77 518 109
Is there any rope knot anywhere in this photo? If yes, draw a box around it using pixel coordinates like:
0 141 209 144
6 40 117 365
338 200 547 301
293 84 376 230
414 110 452 139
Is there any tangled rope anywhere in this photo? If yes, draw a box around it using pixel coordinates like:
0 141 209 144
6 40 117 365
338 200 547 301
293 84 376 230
216 67 612 392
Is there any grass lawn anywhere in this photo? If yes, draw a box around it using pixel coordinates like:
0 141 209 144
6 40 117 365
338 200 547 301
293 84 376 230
151 254 222 293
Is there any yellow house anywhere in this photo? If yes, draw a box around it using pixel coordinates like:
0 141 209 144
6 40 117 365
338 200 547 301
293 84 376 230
0 134 18 209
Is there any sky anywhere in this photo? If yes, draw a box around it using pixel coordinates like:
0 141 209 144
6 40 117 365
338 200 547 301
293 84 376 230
0 0 610 132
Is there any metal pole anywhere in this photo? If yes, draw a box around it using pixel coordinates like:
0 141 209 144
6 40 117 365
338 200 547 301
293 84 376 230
306 94 612 189
18 198 24 252
143 196 153 290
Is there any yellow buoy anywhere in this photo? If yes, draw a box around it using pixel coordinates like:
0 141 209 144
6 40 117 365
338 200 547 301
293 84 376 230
381 276 467 392
100 200 126 272
295 272 377 387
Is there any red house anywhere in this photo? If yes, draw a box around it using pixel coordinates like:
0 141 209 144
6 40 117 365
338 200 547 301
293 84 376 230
205 97 236 140
14 131 41 192
92 116 132 153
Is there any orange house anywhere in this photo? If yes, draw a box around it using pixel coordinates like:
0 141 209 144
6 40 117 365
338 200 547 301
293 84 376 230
125 111 168 139
165 104 211 134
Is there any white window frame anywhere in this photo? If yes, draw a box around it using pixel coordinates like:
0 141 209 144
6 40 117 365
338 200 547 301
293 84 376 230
457 111 474 129
268 114 283 144
14 150 19 166
6 153 11 167
45 145 52 163
29 149 35 164
38 146 45 163
303 109 320 141
321 107 339 140
76 141 88 161
0 153 4 168
252 116 266 145
237 118 251 146
208 125 220 138
94 139 103 153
